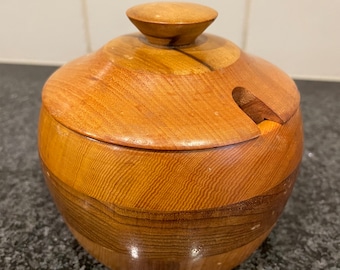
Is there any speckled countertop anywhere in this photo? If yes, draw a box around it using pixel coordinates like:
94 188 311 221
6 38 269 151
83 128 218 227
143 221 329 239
0 64 339 270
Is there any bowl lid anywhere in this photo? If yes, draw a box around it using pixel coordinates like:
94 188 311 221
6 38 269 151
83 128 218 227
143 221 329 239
42 2 300 150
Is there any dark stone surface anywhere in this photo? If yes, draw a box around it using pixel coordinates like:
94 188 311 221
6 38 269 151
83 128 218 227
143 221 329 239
0 63 339 270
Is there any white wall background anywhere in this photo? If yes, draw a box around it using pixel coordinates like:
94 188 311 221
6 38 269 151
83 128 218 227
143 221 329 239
0 0 339 81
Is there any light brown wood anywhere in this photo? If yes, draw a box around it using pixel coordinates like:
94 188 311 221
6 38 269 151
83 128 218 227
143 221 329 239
42 36 299 150
39 107 302 211
38 2 303 269
126 2 218 46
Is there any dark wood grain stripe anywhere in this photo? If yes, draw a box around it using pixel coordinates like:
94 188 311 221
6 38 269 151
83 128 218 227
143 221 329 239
174 48 215 71
42 161 298 260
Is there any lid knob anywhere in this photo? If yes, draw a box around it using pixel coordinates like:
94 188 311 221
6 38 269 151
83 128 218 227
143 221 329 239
126 2 218 46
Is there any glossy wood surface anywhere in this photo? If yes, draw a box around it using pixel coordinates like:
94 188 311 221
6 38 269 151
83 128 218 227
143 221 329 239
42 35 299 150
126 2 218 46
43 160 295 269
38 2 303 269
39 106 302 269
39 107 302 211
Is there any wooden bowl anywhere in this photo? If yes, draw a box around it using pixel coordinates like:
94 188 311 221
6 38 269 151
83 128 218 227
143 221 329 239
38 2 303 269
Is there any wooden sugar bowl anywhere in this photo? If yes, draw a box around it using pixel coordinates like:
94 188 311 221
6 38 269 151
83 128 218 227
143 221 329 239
38 2 303 270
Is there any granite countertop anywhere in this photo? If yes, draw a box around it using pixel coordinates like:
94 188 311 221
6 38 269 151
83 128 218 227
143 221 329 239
0 63 339 270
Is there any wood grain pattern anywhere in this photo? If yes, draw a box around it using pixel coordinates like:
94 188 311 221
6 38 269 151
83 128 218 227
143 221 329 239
39 106 302 269
41 35 299 150
42 159 296 269
39 107 302 211
42 164 297 259
126 2 218 46
38 2 303 269
68 224 272 270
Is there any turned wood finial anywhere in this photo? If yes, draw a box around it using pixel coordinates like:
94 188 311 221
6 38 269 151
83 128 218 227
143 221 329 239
126 2 218 46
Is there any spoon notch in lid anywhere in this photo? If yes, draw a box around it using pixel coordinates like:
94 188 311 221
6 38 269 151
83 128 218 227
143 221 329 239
126 2 218 46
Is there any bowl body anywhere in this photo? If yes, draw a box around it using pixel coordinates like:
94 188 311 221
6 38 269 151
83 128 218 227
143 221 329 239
38 104 303 269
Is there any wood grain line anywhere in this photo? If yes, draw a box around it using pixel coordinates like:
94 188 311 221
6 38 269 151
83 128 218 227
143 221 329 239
174 48 215 71
42 160 298 259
